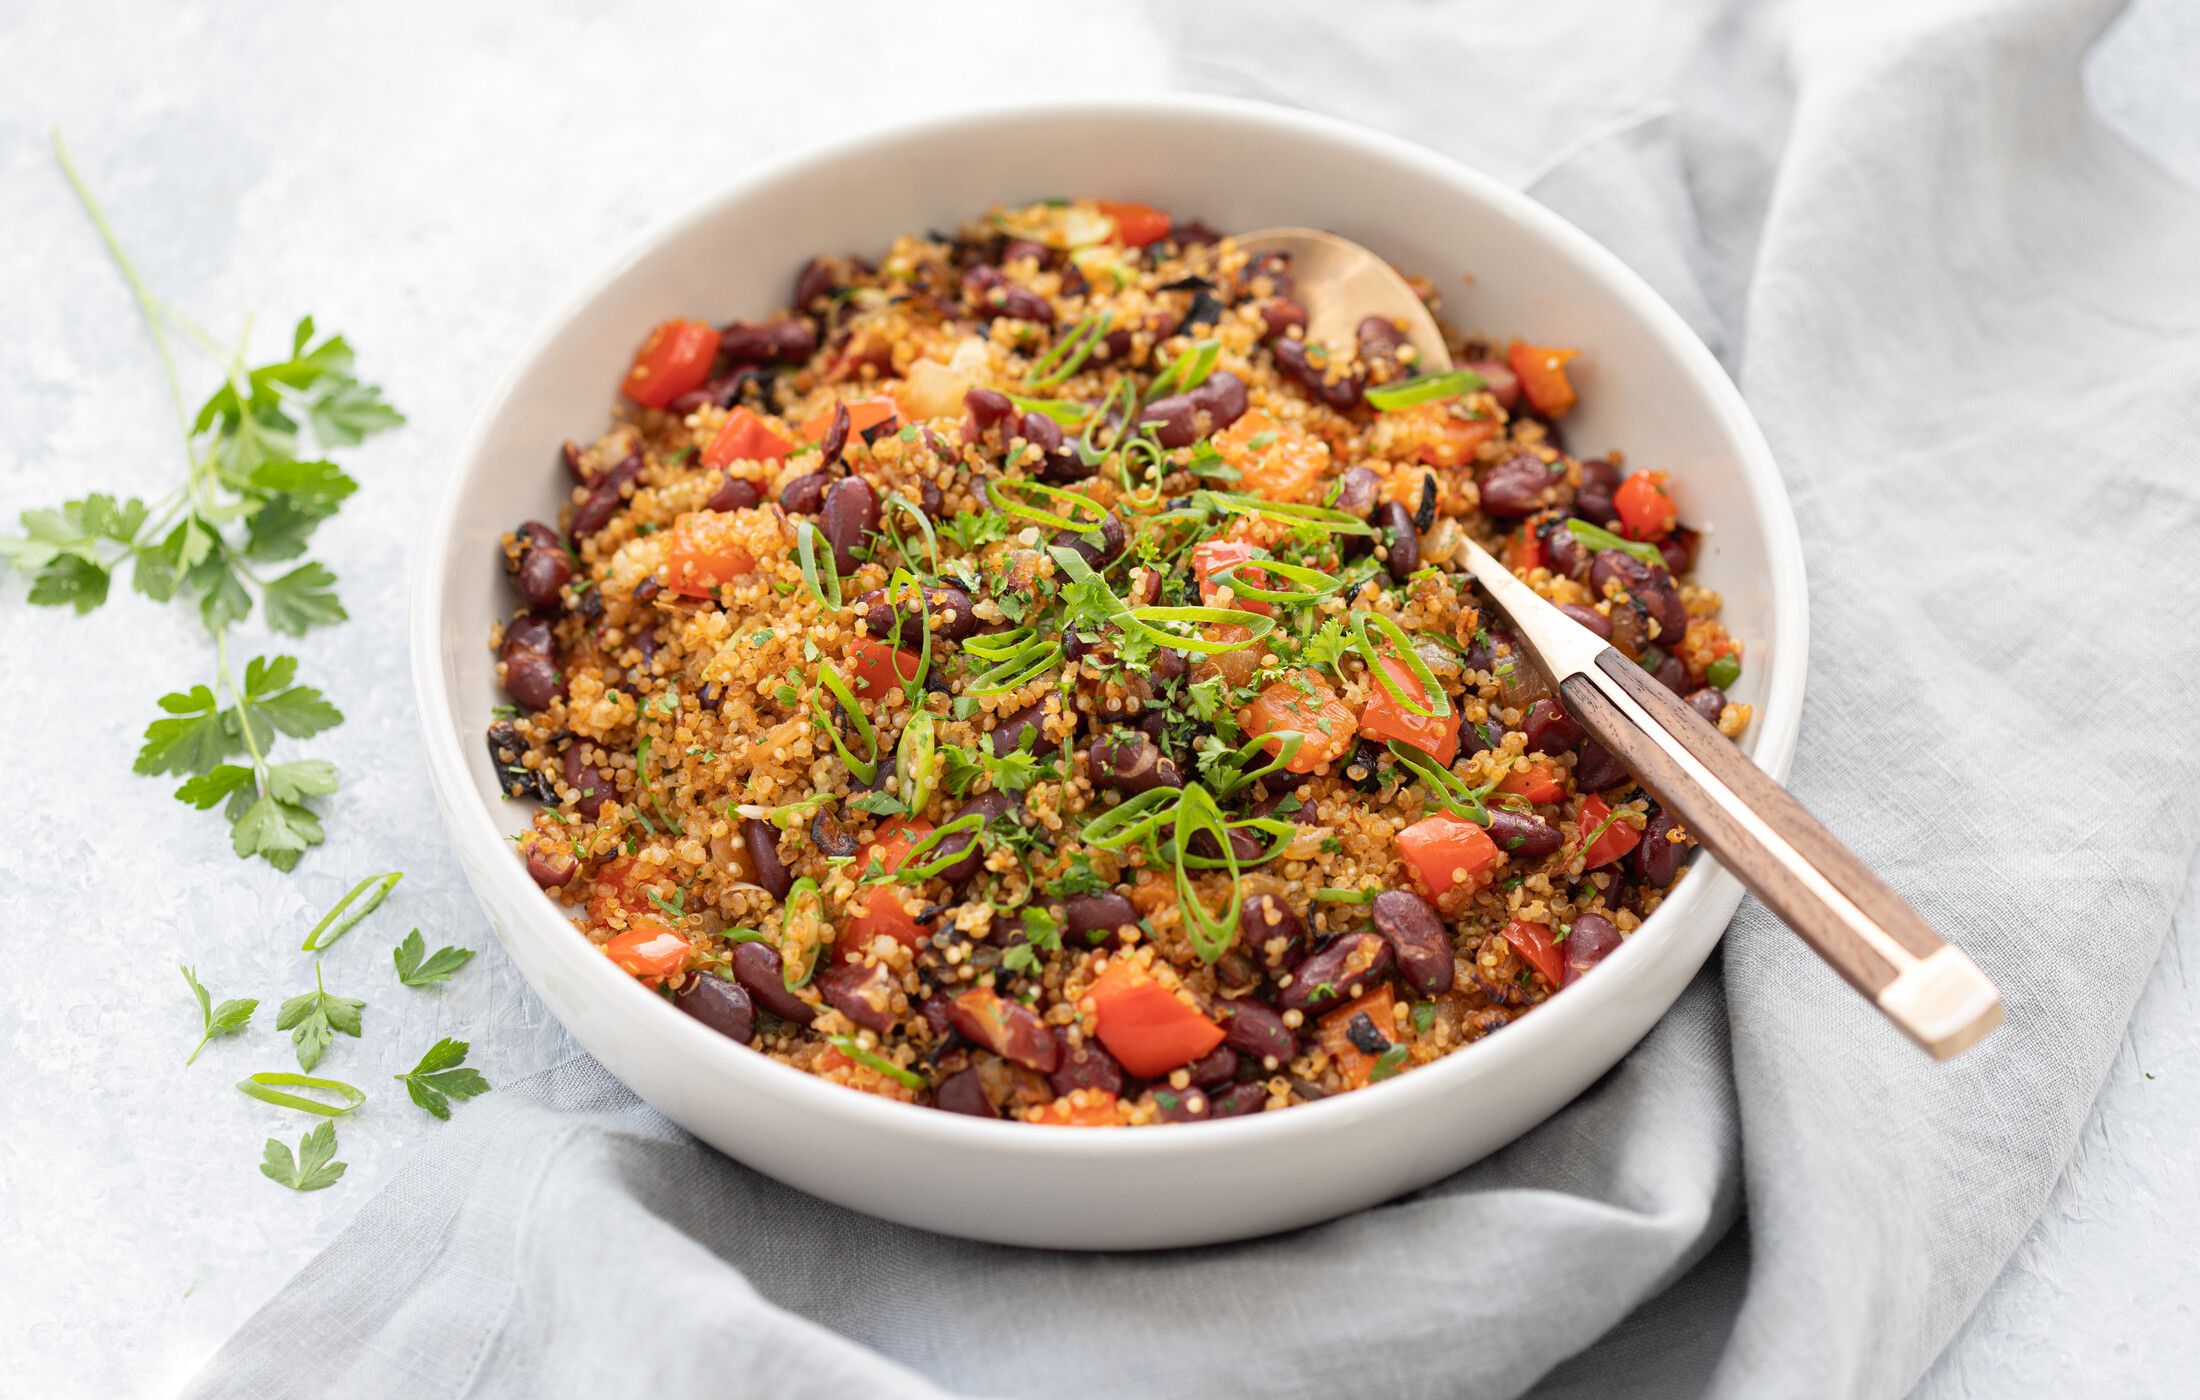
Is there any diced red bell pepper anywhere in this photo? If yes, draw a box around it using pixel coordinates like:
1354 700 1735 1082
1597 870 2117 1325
1358 655 1459 766
1242 674 1356 774
604 924 689 985
702 406 794 469
1031 1091 1121 1126
848 636 923 699
1089 961 1225 1078
1096 199 1171 248
1316 985 1398 1089
663 510 756 599
1495 760 1564 805
1576 795 1641 869
1504 522 1544 574
1500 919 1564 988
834 818 934 958
1614 469 1678 541
948 988 1061 1073
1192 538 1274 617
623 319 719 409
1507 340 1579 419
1396 812 1503 899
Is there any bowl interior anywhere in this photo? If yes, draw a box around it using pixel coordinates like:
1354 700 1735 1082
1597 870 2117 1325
412 96 1804 1240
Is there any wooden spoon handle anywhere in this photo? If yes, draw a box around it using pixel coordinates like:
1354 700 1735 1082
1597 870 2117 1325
1562 655 2002 1059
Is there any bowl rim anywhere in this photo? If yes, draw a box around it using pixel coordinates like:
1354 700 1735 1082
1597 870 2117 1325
409 92 1808 1162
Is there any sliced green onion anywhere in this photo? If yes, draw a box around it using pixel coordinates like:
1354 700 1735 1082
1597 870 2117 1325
1004 393 1088 427
721 926 772 945
635 735 685 835
1124 604 1276 655
964 626 1040 663
1565 518 1664 567
1023 311 1113 390
795 520 843 609
1208 555 1341 607
1364 368 1487 412
968 636 1062 695
1351 612 1452 719
887 811 988 883
1385 739 1493 824
237 1072 366 1117
827 1035 929 1090
1365 1043 1410 1081
1706 654 1741 690
1169 783 1240 964
809 662 879 785
300 872 403 952
1204 731 1300 799
1148 339 1221 399
896 711 939 814
1078 787 1182 853
881 493 941 577
1198 491 1375 536
1314 888 1379 904
989 477 1108 532
780 878 827 989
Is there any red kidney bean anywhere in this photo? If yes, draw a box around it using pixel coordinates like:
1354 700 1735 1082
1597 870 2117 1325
820 476 878 575
1209 1083 1267 1118
1651 651 1690 694
561 442 590 484
730 942 816 1025
502 651 562 712
1281 932 1393 1015
1189 370 1248 430
1187 1046 1239 1088
1486 808 1562 860
780 471 830 515
720 318 815 364
741 817 791 899
1271 336 1364 411
1633 808 1683 888
503 614 555 657
1357 315 1406 358
1466 357 1520 410
999 236 1050 266
964 386 1013 435
1479 453 1562 518
668 369 760 416
1051 512 1126 570
1561 913 1624 987
1147 1087 1210 1123
676 974 756 1044
1540 518 1591 579
706 475 760 513
1331 465 1382 519
1258 299 1309 343
964 265 1054 324
1377 500 1419 581
947 993 1058 1073
1372 889 1454 996
1573 737 1630 792
1241 250 1295 298
1064 891 1138 947
1686 686 1728 726
809 809 859 860
1087 731 1181 794
569 452 643 540
989 701 1047 759
1235 893 1307 971
513 548 572 609
793 257 838 312
1558 603 1612 639
860 583 977 646
816 401 852 470
1139 393 1199 448
935 1067 997 1118
1218 999 1297 1065
1522 698 1585 754
1248 784 1316 827
525 844 576 888
562 744 612 819
1590 551 1687 641
1657 534 1691 576
1572 459 1620 526
1049 1034 1124 1097
817 960 897 1034
516 520 562 553
934 792 1012 888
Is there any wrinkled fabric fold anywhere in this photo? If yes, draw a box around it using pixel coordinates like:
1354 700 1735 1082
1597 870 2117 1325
185 1 2200 1396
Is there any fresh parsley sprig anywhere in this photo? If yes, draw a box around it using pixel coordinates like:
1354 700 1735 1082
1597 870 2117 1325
260 1121 349 1193
180 965 257 1065
276 963 366 1072
0 133 403 869
393 930 476 988
394 1038 492 1121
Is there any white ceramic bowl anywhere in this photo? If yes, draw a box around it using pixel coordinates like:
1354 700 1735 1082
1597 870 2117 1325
411 95 1806 1250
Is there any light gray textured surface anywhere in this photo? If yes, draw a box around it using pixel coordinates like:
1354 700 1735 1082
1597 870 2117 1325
0 2 2192 1397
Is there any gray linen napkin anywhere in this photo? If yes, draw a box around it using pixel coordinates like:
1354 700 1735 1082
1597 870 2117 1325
185 0 2200 1395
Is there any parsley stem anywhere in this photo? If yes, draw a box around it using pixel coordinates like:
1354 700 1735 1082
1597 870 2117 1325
50 129 191 440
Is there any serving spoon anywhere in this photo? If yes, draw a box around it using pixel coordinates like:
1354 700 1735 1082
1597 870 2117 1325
1239 227 2003 1060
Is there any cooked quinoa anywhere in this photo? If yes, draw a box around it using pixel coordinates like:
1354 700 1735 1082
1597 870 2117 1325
485 197 1752 1126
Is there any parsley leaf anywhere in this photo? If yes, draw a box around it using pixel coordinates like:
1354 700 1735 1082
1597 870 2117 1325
275 963 365 1072
260 1121 348 1192
180 965 257 1065
393 929 477 988
394 1037 493 1121
260 562 347 635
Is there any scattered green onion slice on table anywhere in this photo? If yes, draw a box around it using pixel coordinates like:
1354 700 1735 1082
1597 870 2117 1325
237 1072 366 1117
300 872 403 952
